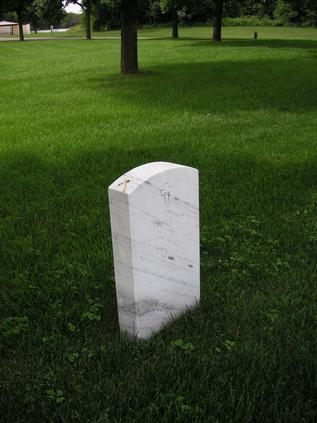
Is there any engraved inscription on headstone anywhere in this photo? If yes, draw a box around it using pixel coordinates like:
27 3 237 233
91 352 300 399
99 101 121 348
108 162 200 340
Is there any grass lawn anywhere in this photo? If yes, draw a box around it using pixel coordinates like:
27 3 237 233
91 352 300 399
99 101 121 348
0 27 317 422
1 25 317 40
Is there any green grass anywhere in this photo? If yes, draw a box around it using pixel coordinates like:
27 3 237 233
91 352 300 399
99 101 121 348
0 27 317 422
1 25 316 41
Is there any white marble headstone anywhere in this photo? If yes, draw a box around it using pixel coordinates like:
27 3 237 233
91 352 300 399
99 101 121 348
108 162 200 340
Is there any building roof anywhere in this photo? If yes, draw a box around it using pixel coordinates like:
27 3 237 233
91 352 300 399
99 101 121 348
0 21 18 26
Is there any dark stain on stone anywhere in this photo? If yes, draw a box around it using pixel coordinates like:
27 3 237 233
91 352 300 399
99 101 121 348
118 179 130 186
168 256 174 260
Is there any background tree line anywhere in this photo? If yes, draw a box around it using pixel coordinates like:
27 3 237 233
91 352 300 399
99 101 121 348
92 0 317 31
1 0 316 72
1 0 316 37
0 0 68 39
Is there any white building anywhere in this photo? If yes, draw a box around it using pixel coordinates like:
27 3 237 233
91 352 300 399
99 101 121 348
0 21 31 35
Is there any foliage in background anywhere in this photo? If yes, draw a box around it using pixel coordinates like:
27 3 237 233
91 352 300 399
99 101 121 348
89 0 317 28
61 11 81 27
1 0 316 29
32 0 65 29
66 0 92 39
0 0 65 30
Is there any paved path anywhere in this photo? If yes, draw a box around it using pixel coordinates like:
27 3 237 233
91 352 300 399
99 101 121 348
0 36 101 41
0 36 164 42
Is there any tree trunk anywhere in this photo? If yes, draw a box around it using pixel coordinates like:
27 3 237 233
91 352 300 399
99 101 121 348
17 9 24 41
86 0 91 40
212 0 224 42
120 0 138 74
172 5 178 38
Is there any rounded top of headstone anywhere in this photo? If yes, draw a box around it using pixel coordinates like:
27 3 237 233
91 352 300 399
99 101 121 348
108 161 197 195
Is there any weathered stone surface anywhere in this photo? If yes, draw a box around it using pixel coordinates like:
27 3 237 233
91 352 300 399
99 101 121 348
109 162 200 339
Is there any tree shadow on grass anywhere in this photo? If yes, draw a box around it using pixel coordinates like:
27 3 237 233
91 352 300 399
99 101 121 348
1 146 317 421
89 57 317 114
175 37 317 50
224 38 317 50
1 146 316 316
